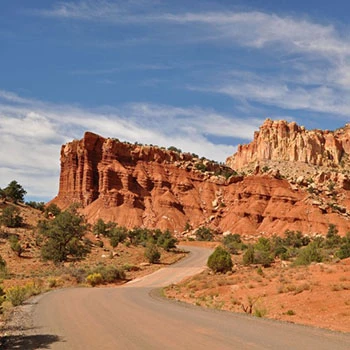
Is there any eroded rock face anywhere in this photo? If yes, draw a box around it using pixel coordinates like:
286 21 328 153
52 131 350 236
227 119 350 170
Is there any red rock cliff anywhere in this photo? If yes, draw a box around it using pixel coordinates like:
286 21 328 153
227 119 350 170
52 131 350 236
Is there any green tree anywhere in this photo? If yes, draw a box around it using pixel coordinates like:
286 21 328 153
39 210 90 263
2 180 26 203
0 206 23 228
207 246 233 273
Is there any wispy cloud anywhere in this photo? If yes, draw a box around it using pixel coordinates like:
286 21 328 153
34 0 158 23
35 3 350 58
34 3 350 119
190 70 350 117
0 90 260 200
71 63 172 76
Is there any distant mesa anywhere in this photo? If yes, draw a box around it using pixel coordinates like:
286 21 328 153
50 120 350 237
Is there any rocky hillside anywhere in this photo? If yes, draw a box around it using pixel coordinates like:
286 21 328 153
51 129 350 237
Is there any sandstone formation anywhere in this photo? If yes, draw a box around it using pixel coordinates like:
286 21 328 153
51 130 350 237
227 119 350 170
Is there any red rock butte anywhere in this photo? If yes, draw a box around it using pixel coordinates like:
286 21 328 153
51 121 350 237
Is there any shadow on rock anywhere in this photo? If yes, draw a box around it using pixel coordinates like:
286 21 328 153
1 334 63 349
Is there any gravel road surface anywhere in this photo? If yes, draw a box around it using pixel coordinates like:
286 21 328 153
3 246 350 349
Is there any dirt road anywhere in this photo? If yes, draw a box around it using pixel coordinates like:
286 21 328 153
5 246 350 349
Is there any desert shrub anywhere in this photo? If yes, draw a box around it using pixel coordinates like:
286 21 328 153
255 237 271 252
91 265 126 283
0 206 23 228
294 242 323 265
6 286 28 306
254 250 274 267
0 285 5 307
157 229 177 251
253 238 274 267
254 306 267 318
283 230 309 248
0 255 7 278
44 203 61 218
207 246 233 273
324 224 342 249
25 279 44 296
243 245 255 265
145 243 161 263
195 227 213 241
92 218 108 237
9 235 23 257
96 240 104 248
184 221 192 231
26 201 45 211
86 273 103 287
68 267 87 283
109 226 128 248
223 234 243 254
128 227 152 246
195 163 207 172
285 309 296 316
167 146 182 153
122 263 140 272
336 232 350 259
48 277 58 288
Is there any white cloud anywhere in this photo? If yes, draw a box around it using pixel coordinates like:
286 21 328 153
34 4 350 118
35 4 350 59
194 71 350 117
0 91 257 201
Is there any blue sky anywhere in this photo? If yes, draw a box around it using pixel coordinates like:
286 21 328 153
1 1 350 201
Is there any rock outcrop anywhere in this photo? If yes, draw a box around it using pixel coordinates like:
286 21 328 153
227 119 350 170
51 130 350 236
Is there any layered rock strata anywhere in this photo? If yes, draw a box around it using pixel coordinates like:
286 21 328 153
227 119 350 170
52 131 350 236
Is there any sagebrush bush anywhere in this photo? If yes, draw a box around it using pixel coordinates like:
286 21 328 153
89 265 126 284
145 243 161 263
86 273 103 287
6 286 28 306
207 246 233 273
243 245 255 265
294 242 323 265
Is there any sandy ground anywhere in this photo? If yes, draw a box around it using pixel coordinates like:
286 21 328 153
165 244 350 333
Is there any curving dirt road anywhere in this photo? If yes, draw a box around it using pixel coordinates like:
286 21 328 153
7 246 350 349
